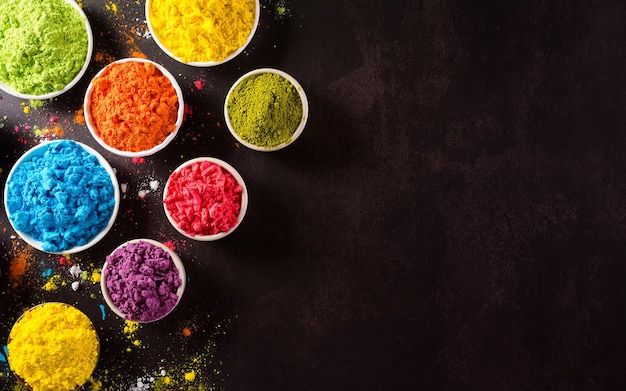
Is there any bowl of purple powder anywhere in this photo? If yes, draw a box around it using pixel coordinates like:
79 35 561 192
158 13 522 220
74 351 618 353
3 139 120 254
101 239 186 323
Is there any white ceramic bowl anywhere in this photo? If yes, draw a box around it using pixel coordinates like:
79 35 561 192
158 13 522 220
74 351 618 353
101 239 186 323
163 157 248 241
3 140 120 254
0 0 93 100
145 0 260 67
224 68 309 151
8 302 100 391
84 58 185 157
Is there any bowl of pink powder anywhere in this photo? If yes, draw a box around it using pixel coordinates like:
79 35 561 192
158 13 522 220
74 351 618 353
163 157 248 241
101 239 186 323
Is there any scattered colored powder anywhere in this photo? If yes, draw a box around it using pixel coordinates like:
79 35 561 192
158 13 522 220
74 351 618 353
22 106 30 114
0 0 89 95
106 1 118 13
7 303 99 391
226 72 304 148
123 320 140 337
99 304 107 320
74 108 86 124
182 327 192 337
184 370 196 382
8 244 32 288
43 274 64 291
194 80 204 90
163 160 243 236
104 240 182 322
88 60 180 152
5 140 117 252
148 0 256 63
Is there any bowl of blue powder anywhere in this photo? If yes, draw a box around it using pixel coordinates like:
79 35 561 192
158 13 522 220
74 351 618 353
4 140 120 254
0 0 94 100
101 239 186 323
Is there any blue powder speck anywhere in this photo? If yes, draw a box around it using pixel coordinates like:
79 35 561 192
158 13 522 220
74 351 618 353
6 140 116 252
99 303 106 320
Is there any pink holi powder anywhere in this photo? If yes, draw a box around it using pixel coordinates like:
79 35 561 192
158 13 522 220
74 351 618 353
133 157 145 164
164 161 242 236
194 80 204 90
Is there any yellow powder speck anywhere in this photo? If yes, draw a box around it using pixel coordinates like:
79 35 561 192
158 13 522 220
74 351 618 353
43 274 64 291
184 370 196 382
132 339 141 347
90 270 101 283
123 320 140 337
106 1 118 13
23 105 30 114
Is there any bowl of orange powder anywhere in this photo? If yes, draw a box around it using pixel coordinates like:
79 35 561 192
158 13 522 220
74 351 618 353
84 58 184 157
145 0 260 67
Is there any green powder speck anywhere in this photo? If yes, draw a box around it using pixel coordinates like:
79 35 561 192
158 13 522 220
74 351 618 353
227 72 303 148
0 0 89 95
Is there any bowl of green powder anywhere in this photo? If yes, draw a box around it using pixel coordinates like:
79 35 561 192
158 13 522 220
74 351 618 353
0 0 94 100
224 68 309 151
145 0 260 67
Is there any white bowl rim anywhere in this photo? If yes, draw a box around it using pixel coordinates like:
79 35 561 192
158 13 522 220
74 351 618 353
0 0 94 100
83 57 185 157
3 139 120 254
145 0 260 67
163 157 249 241
100 238 187 323
224 68 309 152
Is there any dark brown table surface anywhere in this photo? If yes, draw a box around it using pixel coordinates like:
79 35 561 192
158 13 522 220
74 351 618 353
2 0 626 390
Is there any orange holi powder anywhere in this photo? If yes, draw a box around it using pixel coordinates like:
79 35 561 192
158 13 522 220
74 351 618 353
88 61 179 152
9 243 33 287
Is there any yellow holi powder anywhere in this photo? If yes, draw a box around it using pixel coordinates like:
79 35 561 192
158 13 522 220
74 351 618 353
43 274 65 291
184 370 196 382
106 1 118 13
148 0 257 63
8 303 99 391
123 320 140 337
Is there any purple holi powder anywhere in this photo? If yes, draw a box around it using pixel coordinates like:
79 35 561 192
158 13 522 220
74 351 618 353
105 240 182 322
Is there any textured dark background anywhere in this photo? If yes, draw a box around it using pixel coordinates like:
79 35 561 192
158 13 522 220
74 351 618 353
1 0 626 390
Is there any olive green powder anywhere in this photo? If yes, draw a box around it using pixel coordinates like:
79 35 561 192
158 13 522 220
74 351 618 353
227 72 303 148
0 0 89 95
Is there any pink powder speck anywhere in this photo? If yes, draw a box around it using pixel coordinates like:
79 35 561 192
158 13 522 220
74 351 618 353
194 80 204 90
133 157 145 164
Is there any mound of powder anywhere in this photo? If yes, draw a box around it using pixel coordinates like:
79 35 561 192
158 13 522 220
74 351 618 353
164 160 243 236
8 303 99 391
5 140 116 252
0 0 89 95
104 240 182 322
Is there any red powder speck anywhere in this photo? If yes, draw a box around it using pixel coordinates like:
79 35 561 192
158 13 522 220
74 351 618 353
50 116 58 123
184 104 193 120
59 256 72 265
133 157 145 164
194 80 204 90
163 240 175 251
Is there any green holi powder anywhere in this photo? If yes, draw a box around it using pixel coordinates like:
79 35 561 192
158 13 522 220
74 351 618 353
0 0 89 95
227 72 303 148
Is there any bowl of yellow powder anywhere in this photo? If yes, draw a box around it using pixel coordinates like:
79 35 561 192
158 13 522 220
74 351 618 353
8 302 100 391
224 68 309 151
0 0 93 100
145 0 260 66
84 58 185 157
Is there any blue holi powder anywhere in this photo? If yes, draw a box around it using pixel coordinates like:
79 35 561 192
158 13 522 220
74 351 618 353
99 304 106 320
5 140 116 252
42 268 53 278
0 345 7 369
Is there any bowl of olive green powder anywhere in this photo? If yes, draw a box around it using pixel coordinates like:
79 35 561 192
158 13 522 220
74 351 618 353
224 68 309 151
0 0 93 100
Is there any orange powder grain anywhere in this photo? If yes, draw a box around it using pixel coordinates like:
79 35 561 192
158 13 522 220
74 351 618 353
9 244 33 288
74 108 86 124
182 327 192 337
89 61 179 152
